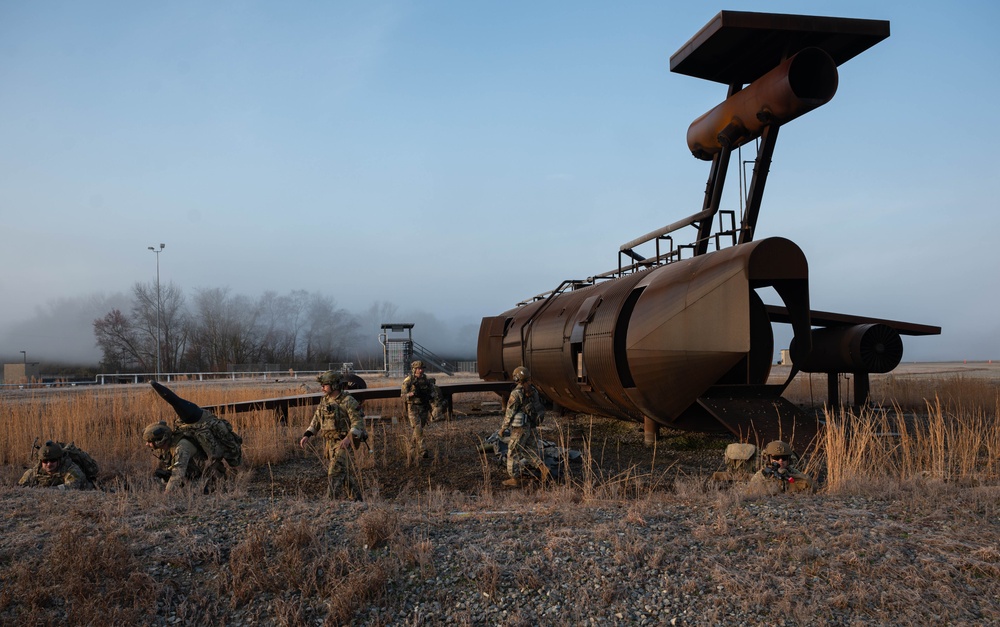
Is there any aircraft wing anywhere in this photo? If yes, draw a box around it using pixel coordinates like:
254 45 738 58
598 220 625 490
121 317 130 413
765 305 941 336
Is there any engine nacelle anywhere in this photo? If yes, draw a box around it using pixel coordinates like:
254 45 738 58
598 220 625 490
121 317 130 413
792 323 903 373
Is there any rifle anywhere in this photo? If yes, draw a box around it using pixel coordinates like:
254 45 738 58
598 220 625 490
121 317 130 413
154 469 172 482
760 463 797 489
337 430 374 455
28 437 40 467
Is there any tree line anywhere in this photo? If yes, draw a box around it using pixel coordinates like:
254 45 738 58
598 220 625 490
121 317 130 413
93 282 402 373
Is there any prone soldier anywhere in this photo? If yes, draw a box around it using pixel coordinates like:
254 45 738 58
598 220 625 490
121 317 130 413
18 440 94 490
749 440 814 494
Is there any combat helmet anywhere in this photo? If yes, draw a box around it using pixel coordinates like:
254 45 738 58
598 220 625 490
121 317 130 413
40 440 64 462
143 421 173 446
512 366 531 383
762 440 794 458
411 360 425 371
317 370 345 388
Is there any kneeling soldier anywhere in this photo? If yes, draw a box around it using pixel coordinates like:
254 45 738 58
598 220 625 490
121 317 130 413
143 421 225 492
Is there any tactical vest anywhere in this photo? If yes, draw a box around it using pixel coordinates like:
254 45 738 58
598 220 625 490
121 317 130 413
404 375 436 407
509 386 544 427
316 396 356 439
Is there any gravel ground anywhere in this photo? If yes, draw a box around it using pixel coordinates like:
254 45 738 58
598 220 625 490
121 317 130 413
2 396 999 626
2 470 998 625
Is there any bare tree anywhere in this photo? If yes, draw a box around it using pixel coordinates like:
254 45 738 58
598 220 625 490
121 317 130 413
94 286 368 373
157 282 187 372
186 288 264 371
302 294 361 364
255 291 307 364
92 282 188 373
93 309 144 371
132 282 159 369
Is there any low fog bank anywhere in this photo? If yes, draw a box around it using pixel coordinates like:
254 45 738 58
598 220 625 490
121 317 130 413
0 292 480 369
2 292 987 369
0 293 130 365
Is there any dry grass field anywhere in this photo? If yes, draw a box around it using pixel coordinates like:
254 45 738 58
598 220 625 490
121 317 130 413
1 363 998 625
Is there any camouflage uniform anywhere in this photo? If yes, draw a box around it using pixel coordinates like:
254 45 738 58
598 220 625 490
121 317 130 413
19 458 92 490
500 382 547 480
750 464 814 494
152 435 226 493
401 363 440 458
749 440 814 494
304 390 366 500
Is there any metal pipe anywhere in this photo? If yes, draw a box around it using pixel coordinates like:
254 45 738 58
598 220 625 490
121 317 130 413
620 209 716 252
687 47 838 160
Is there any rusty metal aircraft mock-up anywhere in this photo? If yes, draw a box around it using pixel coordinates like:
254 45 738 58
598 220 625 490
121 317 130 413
476 11 940 446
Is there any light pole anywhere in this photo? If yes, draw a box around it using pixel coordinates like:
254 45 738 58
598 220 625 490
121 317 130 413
148 243 165 380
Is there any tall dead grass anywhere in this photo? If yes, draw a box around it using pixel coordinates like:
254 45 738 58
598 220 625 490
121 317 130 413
3 373 998 498
821 396 1000 493
0 384 310 484
783 371 1000 414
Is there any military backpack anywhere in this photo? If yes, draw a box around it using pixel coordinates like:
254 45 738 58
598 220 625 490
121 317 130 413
174 412 243 467
723 443 758 475
57 441 100 484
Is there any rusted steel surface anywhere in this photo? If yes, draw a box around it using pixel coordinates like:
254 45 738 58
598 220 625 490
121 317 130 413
764 305 942 336
479 11 939 437
695 393 819 448
687 47 838 160
478 238 811 431
670 11 890 85
201 381 513 420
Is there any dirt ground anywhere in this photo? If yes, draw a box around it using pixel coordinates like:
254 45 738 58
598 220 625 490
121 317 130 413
247 359 1000 501
245 396 735 501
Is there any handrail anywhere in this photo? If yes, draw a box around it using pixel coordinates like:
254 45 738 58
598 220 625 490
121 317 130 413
90 369 387 385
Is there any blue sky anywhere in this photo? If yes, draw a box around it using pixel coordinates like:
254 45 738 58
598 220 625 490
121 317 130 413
1 1 998 363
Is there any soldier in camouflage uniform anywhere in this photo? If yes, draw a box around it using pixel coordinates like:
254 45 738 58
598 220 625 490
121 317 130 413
143 421 226 492
499 366 551 487
18 441 93 490
401 360 441 459
750 440 814 494
300 370 367 500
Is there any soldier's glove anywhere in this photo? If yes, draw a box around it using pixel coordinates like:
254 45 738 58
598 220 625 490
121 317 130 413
154 469 172 482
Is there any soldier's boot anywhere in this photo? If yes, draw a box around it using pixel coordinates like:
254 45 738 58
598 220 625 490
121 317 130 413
501 477 521 488
347 479 363 502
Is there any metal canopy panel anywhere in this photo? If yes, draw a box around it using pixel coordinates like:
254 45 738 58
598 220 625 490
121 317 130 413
670 11 890 85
